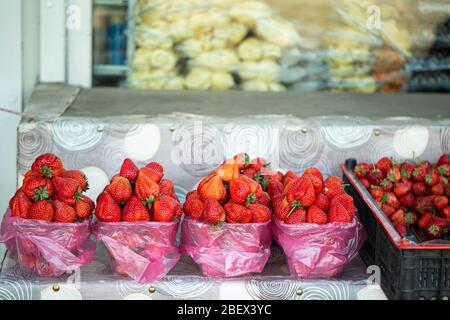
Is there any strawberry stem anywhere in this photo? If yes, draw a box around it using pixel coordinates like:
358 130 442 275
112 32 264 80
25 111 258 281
245 194 257 206
40 166 53 178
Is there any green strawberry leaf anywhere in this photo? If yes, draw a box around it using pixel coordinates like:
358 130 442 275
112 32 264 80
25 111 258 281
381 192 388 203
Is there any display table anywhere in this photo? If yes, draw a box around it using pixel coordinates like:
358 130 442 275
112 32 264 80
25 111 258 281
0 245 385 300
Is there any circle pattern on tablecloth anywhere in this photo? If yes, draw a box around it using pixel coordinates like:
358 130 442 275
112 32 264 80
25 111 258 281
52 118 104 152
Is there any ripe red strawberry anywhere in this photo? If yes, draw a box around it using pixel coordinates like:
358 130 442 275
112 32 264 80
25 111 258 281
216 163 239 182
394 180 412 197
438 164 450 177
434 196 449 210
9 189 31 218
286 176 315 207
74 195 94 219
53 200 76 223
400 162 416 179
368 167 384 185
229 177 251 204
431 183 445 196
139 166 163 183
418 212 433 229
135 169 160 205
31 153 63 178
273 195 290 221
232 152 250 170
412 164 428 182
241 167 257 180
328 202 352 223
324 176 343 187
95 191 121 222
306 205 328 224
425 224 443 239
267 180 284 198
198 174 227 202
119 158 139 182
303 173 323 193
248 203 271 223
387 165 401 183
146 162 164 175
382 192 400 209
446 184 450 197
330 193 356 217
313 193 329 211
323 182 345 199
376 157 393 171
22 175 54 201
304 167 323 183
158 179 176 199
360 178 371 189
380 179 393 191
425 169 440 186
203 197 225 224
257 191 270 207
29 200 54 221
381 203 395 217
399 193 415 208
441 206 450 219
105 175 132 204
62 170 88 191
395 223 407 236
283 171 298 185
391 209 405 226
284 208 306 224
404 212 417 225
53 176 80 200
354 163 371 178
250 157 267 172
122 196 150 222
224 202 248 223
240 175 263 198
437 153 450 166
370 186 384 201
240 207 253 223
414 196 435 214
412 182 427 196
183 191 204 220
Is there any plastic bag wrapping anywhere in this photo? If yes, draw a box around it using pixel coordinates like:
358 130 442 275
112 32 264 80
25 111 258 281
92 219 180 283
272 216 366 279
0 209 95 277
180 217 272 277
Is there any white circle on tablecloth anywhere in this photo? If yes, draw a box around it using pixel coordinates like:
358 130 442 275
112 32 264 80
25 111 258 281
41 284 82 300
81 166 110 201
393 126 429 158
123 293 152 300
219 281 254 300
357 285 387 300
124 124 160 161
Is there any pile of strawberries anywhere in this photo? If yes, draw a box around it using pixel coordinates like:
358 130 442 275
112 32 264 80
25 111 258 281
183 153 273 224
271 168 356 224
9 153 94 223
354 154 450 239
95 158 181 223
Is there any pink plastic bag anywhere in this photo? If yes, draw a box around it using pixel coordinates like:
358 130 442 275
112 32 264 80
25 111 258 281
272 216 366 278
92 219 180 283
0 209 95 277
180 217 272 277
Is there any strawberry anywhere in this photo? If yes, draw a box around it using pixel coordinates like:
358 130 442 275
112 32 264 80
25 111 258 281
387 165 401 183
183 191 204 220
414 196 435 214
360 178 371 189
216 163 239 182
412 182 427 196
395 223 407 236
135 169 160 206
248 203 271 223
139 166 163 183
53 200 76 223
202 197 225 224
22 175 54 201
412 164 428 182
159 179 176 199
232 152 250 170
242 167 257 180
267 180 284 198
391 209 405 226
95 191 121 222
146 162 164 175
303 173 323 193
105 175 132 204
154 195 181 221
197 174 227 202
381 203 395 217
354 163 371 178
425 224 443 239
240 175 263 198
328 202 352 223
394 180 412 197
368 167 383 185
31 153 63 178
399 193 415 208
286 176 315 207
283 171 298 185
323 182 345 199
53 176 81 200
370 186 384 201
29 200 54 221
313 192 329 211
380 179 393 191
418 213 433 229
330 193 356 216
324 176 343 187
224 202 248 223
307 205 328 224
122 196 150 222
119 158 139 182
400 162 416 179
284 208 306 224
273 195 290 221
404 212 417 225
62 170 88 191
257 191 270 207
431 183 445 196
304 167 323 183
441 206 450 219
446 184 450 197
425 169 440 186
9 189 31 219
437 153 450 166
433 195 448 210
376 157 393 171
381 192 400 209
438 164 450 177
250 157 266 172
74 195 94 219
229 177 251 204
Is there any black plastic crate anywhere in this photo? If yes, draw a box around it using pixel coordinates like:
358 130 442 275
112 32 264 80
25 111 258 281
342 159 450 300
